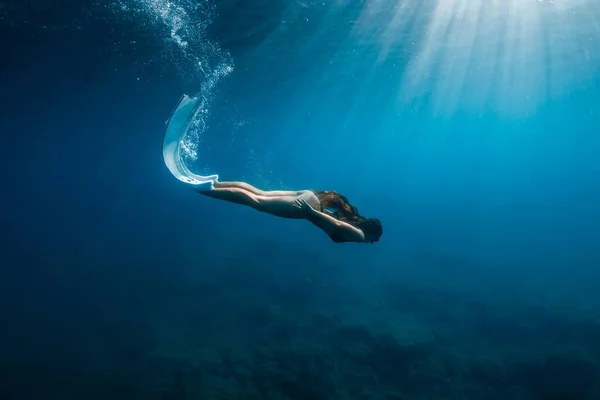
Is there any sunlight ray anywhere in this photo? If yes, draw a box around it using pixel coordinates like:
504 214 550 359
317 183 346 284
334 0 600 116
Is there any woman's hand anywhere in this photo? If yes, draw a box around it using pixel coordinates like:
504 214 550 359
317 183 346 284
293 198 314 214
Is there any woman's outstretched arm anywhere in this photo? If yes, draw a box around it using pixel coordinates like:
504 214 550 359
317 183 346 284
294 199 365 242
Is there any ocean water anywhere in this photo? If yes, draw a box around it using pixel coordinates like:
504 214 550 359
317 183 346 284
2 0 600 399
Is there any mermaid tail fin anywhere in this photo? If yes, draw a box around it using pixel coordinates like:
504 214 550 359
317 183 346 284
162 94 218 191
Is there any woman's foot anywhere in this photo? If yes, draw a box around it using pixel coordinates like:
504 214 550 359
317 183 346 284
192 180 216 192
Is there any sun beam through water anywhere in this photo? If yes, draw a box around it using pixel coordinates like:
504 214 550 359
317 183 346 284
351 0 600 116
290 0 600 117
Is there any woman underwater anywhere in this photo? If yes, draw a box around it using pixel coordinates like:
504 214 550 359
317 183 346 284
163 95 382 244
201 181 383 244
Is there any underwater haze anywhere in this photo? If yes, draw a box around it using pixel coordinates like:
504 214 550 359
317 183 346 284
2 0 600 398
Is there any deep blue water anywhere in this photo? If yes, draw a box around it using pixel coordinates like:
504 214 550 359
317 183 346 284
2 1 600 399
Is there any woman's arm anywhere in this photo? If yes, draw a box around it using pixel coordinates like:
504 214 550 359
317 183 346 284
295 199 365 242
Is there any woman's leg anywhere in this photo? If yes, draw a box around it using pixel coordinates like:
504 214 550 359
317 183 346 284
200 186 261 209
201 184 318 219
215 181 305 197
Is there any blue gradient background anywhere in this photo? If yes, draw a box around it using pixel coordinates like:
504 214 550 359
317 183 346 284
2 1 600 398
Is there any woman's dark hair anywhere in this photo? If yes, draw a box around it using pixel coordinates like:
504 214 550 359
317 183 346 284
313 190 383 243
313 191 357 220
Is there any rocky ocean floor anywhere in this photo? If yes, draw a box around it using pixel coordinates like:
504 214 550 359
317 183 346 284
2 241 599 400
